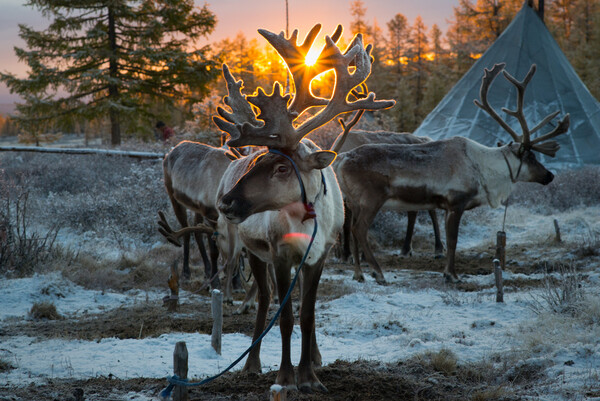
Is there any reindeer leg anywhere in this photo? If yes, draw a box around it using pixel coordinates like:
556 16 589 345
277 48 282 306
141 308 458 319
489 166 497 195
298 258 327 393
235 279 257 315
352 204 386 284
231 256 244 292
273 258 296 390
192 213 212 281
169 199 192 279
444 209 464 283
401 211 417 257
207 234 221 290
268 263 279 304
242 252 269 373
429 210 445 258
342 202 353 262
349 208 365 282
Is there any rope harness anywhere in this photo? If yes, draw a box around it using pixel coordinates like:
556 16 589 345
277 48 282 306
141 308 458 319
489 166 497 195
161 149 321 398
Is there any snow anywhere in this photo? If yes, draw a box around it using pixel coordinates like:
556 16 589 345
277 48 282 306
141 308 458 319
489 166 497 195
1 204 599 400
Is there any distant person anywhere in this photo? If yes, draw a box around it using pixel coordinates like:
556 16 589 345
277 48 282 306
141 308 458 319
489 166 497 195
155 121 175 143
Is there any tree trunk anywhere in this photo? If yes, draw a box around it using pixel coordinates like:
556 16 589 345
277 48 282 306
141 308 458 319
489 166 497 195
108 5 121 146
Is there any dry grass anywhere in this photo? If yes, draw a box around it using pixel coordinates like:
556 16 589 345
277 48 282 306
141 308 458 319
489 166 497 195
0 358 14 372
29 302 62 320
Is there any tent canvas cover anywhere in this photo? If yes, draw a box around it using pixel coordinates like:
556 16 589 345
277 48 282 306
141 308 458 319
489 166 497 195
413 3 600 167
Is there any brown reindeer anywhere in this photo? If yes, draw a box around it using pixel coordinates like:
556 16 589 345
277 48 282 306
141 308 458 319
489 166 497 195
336 63 569 283
331 129 444 269
214 24 394 392
162 140 237 290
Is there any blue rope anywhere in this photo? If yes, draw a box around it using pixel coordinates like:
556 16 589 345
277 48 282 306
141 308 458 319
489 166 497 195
161 149 320 398
161 219 318 398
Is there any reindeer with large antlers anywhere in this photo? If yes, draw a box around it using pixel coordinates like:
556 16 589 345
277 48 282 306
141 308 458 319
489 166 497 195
212 24 394 392
336 63 569 283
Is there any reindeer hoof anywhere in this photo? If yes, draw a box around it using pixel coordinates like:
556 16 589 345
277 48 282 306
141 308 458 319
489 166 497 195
444 273 461 284
299 381 328 393
372 272 386 285
353 273 365 283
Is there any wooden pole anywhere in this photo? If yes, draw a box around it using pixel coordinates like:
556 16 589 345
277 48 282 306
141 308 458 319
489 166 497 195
493 231 506 303
0 145 164 160
164 261 180 312
211 289 223 355
553 219 562 243
173 342 189 401
493 259 504 303
270 384 287 401
495 231 506 270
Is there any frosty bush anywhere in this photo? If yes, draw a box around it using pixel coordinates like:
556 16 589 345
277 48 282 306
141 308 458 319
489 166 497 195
528 263 585 316
0 172 58 276
0 152 169 245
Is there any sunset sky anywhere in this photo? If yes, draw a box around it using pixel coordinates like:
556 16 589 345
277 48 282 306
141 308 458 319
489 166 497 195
0 0 459 103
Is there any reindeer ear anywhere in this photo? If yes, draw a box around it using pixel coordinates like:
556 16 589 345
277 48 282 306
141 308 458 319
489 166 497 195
306 150 337 170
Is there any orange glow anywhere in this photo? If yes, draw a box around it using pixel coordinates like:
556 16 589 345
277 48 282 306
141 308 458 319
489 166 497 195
305 45 322 66
470 53 482 60
423 52 435 61
283 232 311 241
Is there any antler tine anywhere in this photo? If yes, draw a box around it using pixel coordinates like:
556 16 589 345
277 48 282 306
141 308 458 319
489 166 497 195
292 33 395 142
500 64 537 146
258 24 344 115
531 140 560 157
330 83 368 154
530 114 570 146
213 64 261 139
157 211 213 247
474 63 521 143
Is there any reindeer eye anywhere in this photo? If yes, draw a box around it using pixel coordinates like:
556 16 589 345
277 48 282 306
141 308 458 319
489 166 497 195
277 165 289 174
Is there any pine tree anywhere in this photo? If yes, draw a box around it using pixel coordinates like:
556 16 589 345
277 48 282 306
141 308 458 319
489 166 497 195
0 0 218 145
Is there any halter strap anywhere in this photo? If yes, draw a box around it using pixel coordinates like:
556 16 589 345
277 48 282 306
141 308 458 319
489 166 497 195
268 148 326 222
502 150 524 184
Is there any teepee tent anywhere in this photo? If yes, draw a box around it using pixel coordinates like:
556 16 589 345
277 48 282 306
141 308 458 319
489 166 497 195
413 2 600 167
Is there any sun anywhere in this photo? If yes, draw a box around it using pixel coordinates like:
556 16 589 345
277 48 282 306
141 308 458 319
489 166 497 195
304 46 322 67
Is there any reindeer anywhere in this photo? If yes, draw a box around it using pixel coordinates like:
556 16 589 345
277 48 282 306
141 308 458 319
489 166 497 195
213 24 394 392
335 63 569 283
331 129 444 269
162 140 239 291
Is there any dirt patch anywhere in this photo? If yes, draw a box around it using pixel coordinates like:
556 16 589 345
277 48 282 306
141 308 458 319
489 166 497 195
0 359 521 401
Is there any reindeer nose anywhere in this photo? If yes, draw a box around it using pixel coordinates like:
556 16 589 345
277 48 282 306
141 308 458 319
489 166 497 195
542 170 554 185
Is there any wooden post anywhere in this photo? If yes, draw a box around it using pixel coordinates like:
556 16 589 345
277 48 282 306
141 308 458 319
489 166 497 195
173 341 189 401
270 384 287 401
493 259 504 303
211 289 223 355
164 261 179 312
553 219 562 243
494 231 506 271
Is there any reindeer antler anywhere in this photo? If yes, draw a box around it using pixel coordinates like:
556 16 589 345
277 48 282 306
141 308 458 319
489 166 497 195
474 63 570 157
213 24 395 151
213 64 262 139
259 24 343 114
157 211 213 247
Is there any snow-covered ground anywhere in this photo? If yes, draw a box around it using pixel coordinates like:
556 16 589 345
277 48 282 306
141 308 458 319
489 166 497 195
1 204 599 400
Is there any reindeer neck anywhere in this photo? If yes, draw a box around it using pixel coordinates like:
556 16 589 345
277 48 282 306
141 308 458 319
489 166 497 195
469 142 517 208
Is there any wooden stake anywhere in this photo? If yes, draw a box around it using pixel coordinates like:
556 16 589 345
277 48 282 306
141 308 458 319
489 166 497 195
554 219 562 243
494 231 506 271
493 259 504 303
270 384 287 401
164 261 180 312
211 289 223 355
173 342 189 401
